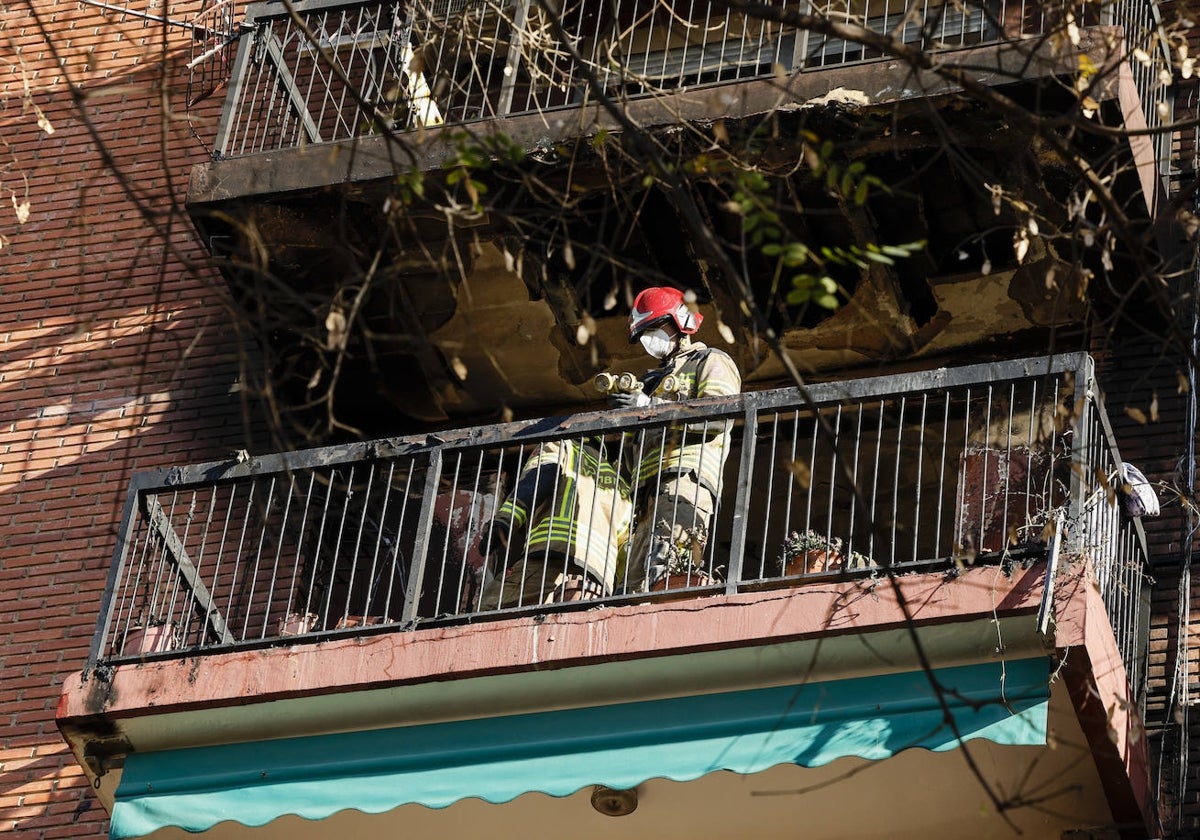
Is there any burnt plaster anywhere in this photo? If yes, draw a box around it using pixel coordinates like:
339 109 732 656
184 36 1143 436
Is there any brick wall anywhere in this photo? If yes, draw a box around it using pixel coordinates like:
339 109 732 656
1098 303 1200 834
1 2 255 836
5 2 1200 838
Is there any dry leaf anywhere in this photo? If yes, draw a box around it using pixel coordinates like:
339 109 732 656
1014 231 1029 263
1151 390 1160 422
575 323 590 345
1041 518 1056 544
1178 370 1190 395
324 308 347 350
785 459 811 489
34 105 54 135
1125 405 1148 424
12 195 30 224
954 543 977 568
1067 18 1081 46
716 320 735 344
802 145 821 173
562 239 575 270
1096 466 1116 507
1176 210 1199 239
451 355 469 381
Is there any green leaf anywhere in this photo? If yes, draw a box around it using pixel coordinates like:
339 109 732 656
815 293 839 309
839 163 863 197
854 178 871 205
825 164 839 191
789 275 815 299
880 239 927 258
782 243 810 267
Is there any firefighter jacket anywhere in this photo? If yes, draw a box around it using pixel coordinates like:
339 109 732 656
491 438 632 589
633 341 741 496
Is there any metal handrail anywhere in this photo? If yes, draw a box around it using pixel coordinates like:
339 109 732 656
87 353 1150 697
209 0 1173 158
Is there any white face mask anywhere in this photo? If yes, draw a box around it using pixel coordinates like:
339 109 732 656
639 327 675 360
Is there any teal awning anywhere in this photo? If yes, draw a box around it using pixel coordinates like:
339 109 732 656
111 658 1049 838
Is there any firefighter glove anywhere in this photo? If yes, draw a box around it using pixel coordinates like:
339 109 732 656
609 390 652 409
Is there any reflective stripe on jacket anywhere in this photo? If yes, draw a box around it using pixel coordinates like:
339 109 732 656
634 341 741 494
495 439 632 587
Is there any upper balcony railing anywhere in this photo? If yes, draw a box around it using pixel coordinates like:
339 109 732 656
90 354 1149 693
213 0 1172 160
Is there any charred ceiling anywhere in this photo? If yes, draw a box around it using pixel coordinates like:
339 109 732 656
187 74 1155 443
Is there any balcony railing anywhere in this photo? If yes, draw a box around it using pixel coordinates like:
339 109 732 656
90 354 1149 689
213 0 1171 159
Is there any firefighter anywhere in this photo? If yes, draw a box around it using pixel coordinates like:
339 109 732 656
476 437 631 609
611 286 741 591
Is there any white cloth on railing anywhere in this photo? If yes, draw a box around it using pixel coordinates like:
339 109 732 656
1120 462 1160 517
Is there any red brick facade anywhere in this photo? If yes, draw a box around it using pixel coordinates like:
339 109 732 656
1 2 249 836
4 0 1200 837
1097 335 1199 832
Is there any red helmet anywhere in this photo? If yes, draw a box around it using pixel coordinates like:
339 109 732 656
628 287 703 343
